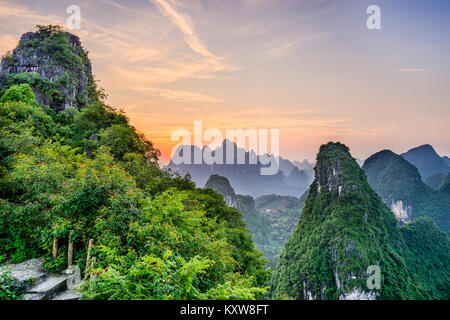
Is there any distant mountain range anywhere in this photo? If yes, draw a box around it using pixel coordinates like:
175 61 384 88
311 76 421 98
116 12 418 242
401 144 450 179
167 139 314 198
168 141 450 199
169 140 450 236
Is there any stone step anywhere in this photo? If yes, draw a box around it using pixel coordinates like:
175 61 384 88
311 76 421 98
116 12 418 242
5 257 47 290
52 289 82 300
23 292 46 300
3 257 83 300
24 274 69 300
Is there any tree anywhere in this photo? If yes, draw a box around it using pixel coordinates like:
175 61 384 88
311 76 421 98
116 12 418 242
0 84 36 105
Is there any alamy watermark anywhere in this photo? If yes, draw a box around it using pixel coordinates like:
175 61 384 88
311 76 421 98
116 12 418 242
367 5 381 30
366 265 381 290
66 5 81 30
171 121 280 176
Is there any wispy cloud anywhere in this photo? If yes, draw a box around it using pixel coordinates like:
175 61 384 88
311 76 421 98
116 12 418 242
236 23 271 36
0 0 66 56
0 0 62 24
152 0 229 72
264 32 327 57
265 38 302 57
236 1 336 37
396 68 425 73
131 87 224 103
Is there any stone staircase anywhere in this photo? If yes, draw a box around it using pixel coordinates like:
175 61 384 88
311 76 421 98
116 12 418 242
4 257 82 300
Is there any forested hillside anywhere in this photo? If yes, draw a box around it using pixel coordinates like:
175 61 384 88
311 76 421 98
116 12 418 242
363 150 450 235
204 174 305 268
270 143 450 300
0 26 269 300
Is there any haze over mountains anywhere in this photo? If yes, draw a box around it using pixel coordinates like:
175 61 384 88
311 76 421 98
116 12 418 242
168 139 314 198
201 141 450 275
168 141 450 200
401 144 450 180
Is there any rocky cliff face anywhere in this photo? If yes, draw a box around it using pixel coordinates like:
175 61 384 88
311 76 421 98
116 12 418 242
0 25 96 111
314 143 363 197
205 174 239 209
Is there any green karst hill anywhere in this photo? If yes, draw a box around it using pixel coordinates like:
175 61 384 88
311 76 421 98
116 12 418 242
0 25 97 111
270 142 449 300
363 150 450 235
205 174 239 209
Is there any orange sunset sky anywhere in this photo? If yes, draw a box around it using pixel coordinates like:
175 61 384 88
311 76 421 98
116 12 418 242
1 0 449 164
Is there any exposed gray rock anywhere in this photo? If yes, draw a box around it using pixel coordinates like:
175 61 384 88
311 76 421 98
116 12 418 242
25 275 69 300
390 200 412 224
0 27 95 111
340 288 378 300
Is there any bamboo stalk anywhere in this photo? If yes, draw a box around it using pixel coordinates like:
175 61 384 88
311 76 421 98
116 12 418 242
85 239 94 267
89 257 97 281
84 239 94 280
52 236 59 258
68 230 74 267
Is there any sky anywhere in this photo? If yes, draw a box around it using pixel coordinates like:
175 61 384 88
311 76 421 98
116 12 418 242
0 0 449 164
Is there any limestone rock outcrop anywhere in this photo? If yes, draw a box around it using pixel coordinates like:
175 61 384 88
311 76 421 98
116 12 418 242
0 25 96 111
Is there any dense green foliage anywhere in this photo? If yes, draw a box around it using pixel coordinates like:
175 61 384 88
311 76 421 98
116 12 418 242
0 26 269 300
438 174 450 195
270 142 450 300
0 266 22 300
0 82 268 299
399 217 450 299
204 173 307 268
363 150 450 235
255 194 306 251
0 84 36 105
237 194 306 268
236 195 273 264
